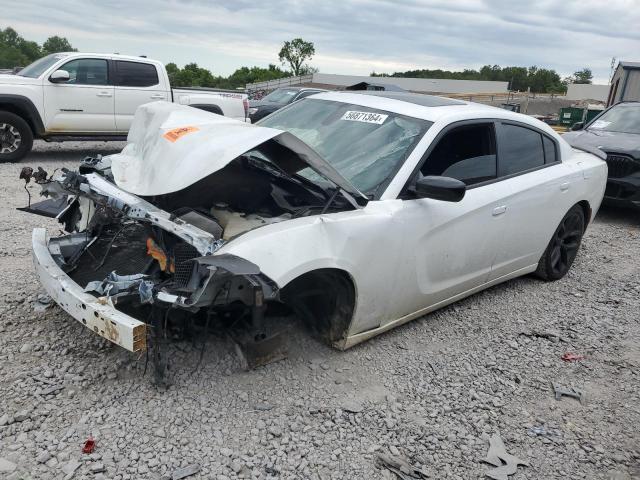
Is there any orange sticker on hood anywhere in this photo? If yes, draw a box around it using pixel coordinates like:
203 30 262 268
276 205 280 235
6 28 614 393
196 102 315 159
163 126 199 142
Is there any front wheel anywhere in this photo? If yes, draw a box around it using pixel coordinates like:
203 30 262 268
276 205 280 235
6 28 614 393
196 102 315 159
0 112 34 162
535 204 585 281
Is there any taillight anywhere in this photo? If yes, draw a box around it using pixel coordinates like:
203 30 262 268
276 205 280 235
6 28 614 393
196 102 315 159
243 98 249 118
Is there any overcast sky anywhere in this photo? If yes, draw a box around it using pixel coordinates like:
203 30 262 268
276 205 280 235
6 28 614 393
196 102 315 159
2 0 638 83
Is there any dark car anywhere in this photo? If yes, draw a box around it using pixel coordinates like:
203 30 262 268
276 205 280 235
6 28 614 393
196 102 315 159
248 87 325 123
564 102 640 208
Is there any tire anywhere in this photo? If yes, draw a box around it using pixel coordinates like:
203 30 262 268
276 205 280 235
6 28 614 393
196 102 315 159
0 111 34 162
535 204 585 281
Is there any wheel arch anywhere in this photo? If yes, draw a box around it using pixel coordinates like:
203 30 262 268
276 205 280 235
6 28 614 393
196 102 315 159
0 94 45 136
576 200 592 230
189 104 223 116
280 267 357 346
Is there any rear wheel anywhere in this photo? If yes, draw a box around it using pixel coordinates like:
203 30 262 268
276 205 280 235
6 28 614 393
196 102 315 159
535 204 585 281
0 112 33 162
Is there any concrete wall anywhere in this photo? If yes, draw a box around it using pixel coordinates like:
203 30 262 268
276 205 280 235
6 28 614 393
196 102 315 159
565 84 609 102
311 73 508 94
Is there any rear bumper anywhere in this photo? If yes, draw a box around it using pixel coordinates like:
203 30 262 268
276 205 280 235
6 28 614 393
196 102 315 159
32 228 147 352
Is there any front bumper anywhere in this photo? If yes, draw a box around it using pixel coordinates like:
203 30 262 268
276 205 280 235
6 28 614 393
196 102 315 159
32 228 147 352
604 175 640 209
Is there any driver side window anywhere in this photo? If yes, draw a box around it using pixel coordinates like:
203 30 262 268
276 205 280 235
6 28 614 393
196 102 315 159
420 123 497 185
58 59 108 85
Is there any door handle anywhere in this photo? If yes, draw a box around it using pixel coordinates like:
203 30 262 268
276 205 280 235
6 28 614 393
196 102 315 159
150 94 165 99
492 205 507 216
96 92 112 97
560 182 570 191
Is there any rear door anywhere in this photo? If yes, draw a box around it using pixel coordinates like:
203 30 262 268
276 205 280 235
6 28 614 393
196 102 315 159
43 58 115 132
113 60 168 132
488 122 577 280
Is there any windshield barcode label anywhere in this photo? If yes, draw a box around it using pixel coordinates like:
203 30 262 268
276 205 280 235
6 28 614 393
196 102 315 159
341 111 388 124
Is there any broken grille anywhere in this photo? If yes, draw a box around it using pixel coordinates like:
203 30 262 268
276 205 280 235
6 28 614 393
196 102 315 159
173 242 199 287
606 154 640 178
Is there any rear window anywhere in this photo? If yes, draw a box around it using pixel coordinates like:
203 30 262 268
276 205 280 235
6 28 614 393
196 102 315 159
543 136 557 163
499 124 545 176
115 61 159 87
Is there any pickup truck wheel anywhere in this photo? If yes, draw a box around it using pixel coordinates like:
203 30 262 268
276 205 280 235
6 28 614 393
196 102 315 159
0 112 33 162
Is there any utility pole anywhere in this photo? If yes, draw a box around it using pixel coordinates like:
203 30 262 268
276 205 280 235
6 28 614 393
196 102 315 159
523 87 531 114
609 57 617 84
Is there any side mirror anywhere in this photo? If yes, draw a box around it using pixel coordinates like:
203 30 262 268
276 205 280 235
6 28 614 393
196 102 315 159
414 175 466 202
49 70 70 83
570 122 584 131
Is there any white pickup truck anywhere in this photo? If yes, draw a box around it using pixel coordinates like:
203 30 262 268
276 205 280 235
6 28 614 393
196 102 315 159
0 52 249 161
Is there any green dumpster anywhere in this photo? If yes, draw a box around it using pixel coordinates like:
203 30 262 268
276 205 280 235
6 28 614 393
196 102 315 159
559 107 585 128
585 106 604 124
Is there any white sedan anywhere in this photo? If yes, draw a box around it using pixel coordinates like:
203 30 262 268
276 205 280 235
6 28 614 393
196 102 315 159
24 92 607 374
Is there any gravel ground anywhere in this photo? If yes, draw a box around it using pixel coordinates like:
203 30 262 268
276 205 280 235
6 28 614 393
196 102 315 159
0 141 639 480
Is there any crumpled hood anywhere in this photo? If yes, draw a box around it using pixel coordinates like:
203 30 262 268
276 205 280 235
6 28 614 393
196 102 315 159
109 102 366 200
563 129 640 159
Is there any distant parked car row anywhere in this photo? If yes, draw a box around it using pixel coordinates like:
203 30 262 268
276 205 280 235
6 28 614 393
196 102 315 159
248 87 326 122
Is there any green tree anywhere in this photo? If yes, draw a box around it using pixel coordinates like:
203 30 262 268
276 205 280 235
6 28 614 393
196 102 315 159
0 27 77 69
278 38 315 76
226 64 290 89
570 68 593 84
0 27 40 68
42 36 77 55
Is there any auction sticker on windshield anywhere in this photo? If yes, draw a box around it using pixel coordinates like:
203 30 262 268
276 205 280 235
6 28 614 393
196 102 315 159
341 111 388 124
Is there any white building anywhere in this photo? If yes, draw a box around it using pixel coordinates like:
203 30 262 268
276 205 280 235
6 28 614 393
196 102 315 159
565 84 609 102
248 73 508 95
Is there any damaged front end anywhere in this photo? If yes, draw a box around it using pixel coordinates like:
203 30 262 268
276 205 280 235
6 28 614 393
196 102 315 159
21 102 365 379
24 167 291 377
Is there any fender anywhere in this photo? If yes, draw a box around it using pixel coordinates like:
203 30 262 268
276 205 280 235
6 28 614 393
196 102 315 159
189 103 223 116
0 94 45 136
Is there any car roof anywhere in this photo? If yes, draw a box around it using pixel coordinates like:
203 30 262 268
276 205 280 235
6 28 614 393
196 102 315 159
53 52 163 65
310 90 501 121
305 90 562 138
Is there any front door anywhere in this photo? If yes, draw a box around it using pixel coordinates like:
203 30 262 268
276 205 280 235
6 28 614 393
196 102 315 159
43 58 115 132
387 122 510 322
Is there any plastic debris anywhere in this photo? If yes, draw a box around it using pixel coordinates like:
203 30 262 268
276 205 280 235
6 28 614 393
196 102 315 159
33 293 52 312
82 436 95 454
375 452 431 479
84 271 148 295
172 463 201 480
483 434 528 480
527 426 560 437
552 382 586 405
561 352 585 362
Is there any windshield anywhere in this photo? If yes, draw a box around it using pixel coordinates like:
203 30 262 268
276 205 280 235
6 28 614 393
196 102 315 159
587 103 640 135
261 88 299 104
258 98 430 194
18 54 69 78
